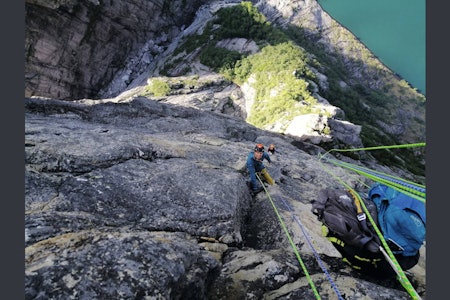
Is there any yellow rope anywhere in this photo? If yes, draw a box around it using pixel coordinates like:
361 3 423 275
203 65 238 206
316 147 423 299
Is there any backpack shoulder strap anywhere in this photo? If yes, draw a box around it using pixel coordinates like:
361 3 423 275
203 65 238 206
312 187 380 253
347 188 381 249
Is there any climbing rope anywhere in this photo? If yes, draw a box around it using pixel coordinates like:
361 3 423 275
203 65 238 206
255 173 321 299
348 187 422 300
250 142 425 299
318 142 426 203
321 157 425 203
277 194 345 300
316 143 425 299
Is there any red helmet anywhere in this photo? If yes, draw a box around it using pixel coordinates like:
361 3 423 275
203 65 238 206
254 143 264 152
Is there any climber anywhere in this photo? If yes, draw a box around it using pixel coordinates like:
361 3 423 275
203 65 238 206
267 144 276 155
246 143 274 194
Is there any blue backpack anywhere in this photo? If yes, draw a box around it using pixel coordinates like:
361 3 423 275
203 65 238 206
312 186 423 276
368 183 426 257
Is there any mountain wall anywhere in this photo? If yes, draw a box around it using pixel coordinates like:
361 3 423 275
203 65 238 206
25 0 425 151
25 0 211 100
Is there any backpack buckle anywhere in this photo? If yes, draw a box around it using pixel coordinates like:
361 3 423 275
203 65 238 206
357 213 366 221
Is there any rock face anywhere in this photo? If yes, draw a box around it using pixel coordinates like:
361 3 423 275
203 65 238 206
25 0 425 150
25 0 210 100
25 94 425 299
284 114 363 146
24 0 426 298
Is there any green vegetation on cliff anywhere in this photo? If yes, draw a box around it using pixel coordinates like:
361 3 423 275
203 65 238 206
176 1 425 176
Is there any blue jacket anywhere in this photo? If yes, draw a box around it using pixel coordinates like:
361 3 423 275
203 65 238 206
247 151 271 189
368 183 426 256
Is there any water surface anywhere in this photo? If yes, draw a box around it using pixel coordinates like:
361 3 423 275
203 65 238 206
317 0 425 94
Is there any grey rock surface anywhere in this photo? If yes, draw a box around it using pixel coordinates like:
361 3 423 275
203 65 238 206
25 95 425 299
25 0 211 100
24 0 426 298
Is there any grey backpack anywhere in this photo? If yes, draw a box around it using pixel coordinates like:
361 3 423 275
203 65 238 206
311 187 381 253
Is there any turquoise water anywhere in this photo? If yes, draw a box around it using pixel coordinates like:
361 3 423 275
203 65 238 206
317 0 425 95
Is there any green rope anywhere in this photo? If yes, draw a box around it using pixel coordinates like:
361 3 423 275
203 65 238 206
350 188 422 300
256 174 321 299
318 142 426 203
323 142 425 154
316 158 422 299
327 159 425 202
331 159 425 189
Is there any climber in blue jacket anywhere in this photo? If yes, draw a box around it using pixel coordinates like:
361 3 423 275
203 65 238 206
246 143 274 193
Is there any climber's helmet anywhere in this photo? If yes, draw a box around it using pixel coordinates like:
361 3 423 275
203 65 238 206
254 144 264 152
